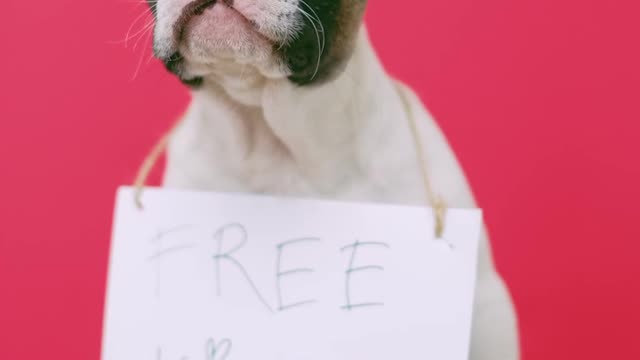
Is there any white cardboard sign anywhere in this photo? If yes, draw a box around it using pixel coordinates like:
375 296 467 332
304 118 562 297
103 187 482 360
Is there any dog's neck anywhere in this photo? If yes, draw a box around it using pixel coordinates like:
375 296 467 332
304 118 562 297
185 28 407 191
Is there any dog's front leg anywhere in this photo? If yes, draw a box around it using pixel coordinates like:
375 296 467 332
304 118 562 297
469 231 520 360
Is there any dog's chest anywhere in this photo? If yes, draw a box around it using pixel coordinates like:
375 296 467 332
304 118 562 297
162 89 473 209
164 141 424 205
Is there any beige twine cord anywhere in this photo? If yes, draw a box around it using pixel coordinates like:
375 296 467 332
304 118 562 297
396 83 448 239
133 118 184 209
134 88 446 238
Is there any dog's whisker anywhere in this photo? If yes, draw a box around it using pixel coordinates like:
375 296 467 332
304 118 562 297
132 21 155 51
131 28 155 81
122 8 154 47
298 1 326 76
296 3 324 80
146 52 156 65
297 1 321 22
120 22 153 52
303 4 326 55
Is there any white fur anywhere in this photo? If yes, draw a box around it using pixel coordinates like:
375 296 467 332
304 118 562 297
159 7 520 358
154 0 303 59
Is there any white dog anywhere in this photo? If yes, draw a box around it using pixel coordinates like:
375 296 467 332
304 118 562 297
142 0 519 358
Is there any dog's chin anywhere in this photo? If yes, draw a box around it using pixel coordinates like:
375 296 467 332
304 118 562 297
176 4 287 84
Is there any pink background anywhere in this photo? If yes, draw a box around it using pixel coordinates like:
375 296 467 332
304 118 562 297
1 0 639 358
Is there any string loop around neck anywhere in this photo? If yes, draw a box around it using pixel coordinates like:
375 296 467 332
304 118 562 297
396 83 448 239
133 117 184 209
134 86 447 240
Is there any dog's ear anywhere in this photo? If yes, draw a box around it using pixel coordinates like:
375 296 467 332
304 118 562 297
282 0 367 85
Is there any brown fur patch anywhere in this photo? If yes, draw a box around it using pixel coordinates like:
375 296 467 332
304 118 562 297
284 0 367 85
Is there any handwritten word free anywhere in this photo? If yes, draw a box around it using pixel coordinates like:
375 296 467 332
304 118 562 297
147 223 390 313
105 188 483 360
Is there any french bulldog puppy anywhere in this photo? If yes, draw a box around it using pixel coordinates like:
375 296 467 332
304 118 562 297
145 0 519 358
